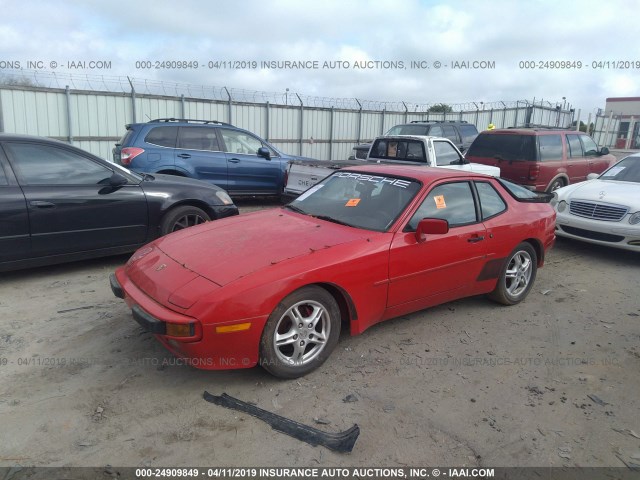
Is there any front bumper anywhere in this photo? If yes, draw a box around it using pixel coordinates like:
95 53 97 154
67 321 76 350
555 212 640 251
109 270 265 369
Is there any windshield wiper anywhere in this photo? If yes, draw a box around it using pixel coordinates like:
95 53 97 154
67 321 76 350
313 215 354 227
284 204 307 215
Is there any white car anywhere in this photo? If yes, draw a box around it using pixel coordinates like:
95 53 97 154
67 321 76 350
551 153 640 251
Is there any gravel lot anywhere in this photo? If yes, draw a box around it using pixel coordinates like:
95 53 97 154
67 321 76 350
1 197 639 469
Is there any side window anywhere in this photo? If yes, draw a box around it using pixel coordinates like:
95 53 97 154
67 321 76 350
579 135 598 156
459 125 479 143
429 125 443 137
407 182 477 230
220 129 263 155
178 127 220 151
538 135 563 161
475 181 507 219
433 141 461 166
442 125 459 142
145 126 178 148
566 134 583 158
5 143 112 185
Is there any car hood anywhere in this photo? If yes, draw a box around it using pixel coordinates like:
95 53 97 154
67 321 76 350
558 179 640 208
141 173 224 192
154 209 375 286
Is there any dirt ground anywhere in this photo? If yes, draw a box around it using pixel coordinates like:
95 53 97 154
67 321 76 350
1 199 639 470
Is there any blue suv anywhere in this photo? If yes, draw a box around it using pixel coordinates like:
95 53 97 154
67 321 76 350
113 119 309 196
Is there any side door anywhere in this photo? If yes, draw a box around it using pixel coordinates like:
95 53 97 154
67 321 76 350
537 134 569 184
579 134 609 174
0 146 30 263
3 141 148 257
219 128 282 194
563 133 588 182
387 181 487 308
175 127 228 188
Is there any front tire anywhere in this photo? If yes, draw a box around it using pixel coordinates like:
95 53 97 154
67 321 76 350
489 242 537 305
160 205 210 235
260 286 341 379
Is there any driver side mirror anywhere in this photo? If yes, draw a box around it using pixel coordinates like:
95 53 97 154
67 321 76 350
599 147 610 155
415 218 449 243
257 147 271 160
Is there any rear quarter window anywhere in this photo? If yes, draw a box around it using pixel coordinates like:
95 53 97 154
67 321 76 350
467 134 537 162
538 134 563 161
459 125 479 143
145 126 178 148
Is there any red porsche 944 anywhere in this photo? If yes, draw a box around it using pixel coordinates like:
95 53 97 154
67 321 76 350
111 165 555 378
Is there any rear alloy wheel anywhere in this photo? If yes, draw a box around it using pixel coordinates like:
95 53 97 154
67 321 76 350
160 206 210 235
260 286 341 379
489 243 537 305
547 178 566 192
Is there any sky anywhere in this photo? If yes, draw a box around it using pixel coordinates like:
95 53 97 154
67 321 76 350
0 0 638 118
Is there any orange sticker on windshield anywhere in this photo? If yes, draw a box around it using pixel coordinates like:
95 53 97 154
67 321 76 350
345 198 361 207
434 195 447 209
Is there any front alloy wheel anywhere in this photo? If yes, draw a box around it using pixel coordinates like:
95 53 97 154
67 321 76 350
489 243 538 305
260 286 340 378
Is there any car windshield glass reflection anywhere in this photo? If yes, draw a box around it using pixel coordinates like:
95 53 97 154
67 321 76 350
287 171 421 231
600 157 640 183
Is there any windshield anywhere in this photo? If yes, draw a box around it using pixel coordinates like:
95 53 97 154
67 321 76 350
599 156 640 183
386 124 430 136
287 171 422 231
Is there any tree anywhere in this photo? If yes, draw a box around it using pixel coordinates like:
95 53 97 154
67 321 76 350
428 103 453 113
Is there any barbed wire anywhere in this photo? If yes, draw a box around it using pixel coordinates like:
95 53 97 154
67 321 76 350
0 69 573 113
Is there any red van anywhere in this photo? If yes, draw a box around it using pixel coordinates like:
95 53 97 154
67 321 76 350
465 129 616 192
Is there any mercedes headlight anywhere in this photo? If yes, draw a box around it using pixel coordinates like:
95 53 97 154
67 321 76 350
629 212 640 225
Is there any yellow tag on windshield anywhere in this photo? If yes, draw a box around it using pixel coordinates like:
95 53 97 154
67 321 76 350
434 195 447 209
345 198 361 207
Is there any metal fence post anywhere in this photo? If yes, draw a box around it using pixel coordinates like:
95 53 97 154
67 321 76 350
265 101 270 142
296 93 304 156
181 94 186 119
402 102 408 124
127 77 136 123
224 87 232 124
329 106 334 160
355 98 362 143
380 108 386 135
65 85 74 144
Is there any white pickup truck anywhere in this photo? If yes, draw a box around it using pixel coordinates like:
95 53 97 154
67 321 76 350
284 135 500 196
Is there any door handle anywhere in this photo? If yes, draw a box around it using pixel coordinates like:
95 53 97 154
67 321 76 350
467 236 485 243
228 158 240 163
30 201 55 208
177 153 191 159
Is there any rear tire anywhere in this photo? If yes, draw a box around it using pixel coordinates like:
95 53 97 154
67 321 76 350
160 206 210 235
489 242 537 306
547 178 566 192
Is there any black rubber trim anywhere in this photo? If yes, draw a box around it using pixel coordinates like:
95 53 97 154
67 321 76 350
132 305 167 335
203 392 360 453
109 273 124 299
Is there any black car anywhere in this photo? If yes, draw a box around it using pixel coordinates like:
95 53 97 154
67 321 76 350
0 134 239 272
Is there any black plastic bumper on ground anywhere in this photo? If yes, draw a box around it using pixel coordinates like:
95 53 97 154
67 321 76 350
203 391 360 453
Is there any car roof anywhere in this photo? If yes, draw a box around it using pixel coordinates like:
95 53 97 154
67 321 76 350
374 135 453 142
341 164 485 181
0 133 72 145
480 128 579 135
